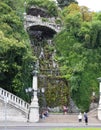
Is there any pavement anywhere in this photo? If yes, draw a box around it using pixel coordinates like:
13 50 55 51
0 113 101 127
0 121 101 128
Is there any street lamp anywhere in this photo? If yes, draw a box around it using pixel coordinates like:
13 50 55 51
92 91 95 97
25 87 32 93
25 87 34 103
25 87 46 108
97 77 101 120
28 61 39 123
41 87 46 108
38 87 46 109
41 87 45 93
92 91 95 103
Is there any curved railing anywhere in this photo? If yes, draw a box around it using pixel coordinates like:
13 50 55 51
24 15 61 33
0 87 29 114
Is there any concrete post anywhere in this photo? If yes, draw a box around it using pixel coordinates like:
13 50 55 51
97 77 101 120
29 75 39 122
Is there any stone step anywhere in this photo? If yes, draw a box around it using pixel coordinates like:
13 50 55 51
39 113 101 123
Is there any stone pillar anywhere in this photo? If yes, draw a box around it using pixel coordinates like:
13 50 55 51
29 75 39 122
97 77 101 120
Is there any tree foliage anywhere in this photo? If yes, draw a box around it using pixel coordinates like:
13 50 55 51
0 1 35 100
27 0 58 17
54 3 101 111
57 0 77 8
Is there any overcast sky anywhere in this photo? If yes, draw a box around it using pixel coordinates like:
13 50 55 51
77 0 101 12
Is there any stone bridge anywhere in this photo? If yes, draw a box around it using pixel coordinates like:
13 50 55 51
24 14 62 35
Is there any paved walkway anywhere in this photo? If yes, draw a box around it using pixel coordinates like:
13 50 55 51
0 113 101 127
0 122 101 128
39 113 99 123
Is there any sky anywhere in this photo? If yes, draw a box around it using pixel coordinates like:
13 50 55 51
77 0 101 12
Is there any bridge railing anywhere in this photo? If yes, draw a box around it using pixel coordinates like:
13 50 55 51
24 15 61 32
0 87 29 113
25 15 56 23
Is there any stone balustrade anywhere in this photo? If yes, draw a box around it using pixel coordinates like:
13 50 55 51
24 15 61 33
0 87 29 113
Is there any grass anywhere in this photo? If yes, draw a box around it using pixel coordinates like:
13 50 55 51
52 128 101 130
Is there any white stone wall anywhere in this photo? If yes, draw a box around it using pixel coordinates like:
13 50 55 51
0 87 29 122
0 99 28 122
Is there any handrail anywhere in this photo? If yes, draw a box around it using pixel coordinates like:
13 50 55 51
0 87 29 113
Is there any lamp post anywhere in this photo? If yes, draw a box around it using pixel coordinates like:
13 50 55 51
91 91 96 109
28 61 39 123
41 87 46 108
92 91 95 103
38 87 46 108
97 77 101 120
25 87 33 103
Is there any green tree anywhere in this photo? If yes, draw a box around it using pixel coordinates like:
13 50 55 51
27 0 58 17
57 0 77 8
54 3 101 111
0 1 35 101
